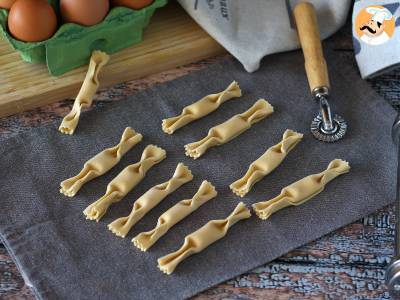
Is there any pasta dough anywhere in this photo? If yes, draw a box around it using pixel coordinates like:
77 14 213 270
253 159 350 220
132 180 217 251
230 129 303 197
60 127 142 197
157 202 251 275
59 51 110 135
83 145 166 222
108 163 193 238
185 99 274 159
162 81 242 134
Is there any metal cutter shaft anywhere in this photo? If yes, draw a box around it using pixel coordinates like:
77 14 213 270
293 2 347 142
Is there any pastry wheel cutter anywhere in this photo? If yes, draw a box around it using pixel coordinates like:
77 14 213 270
293 2 347 142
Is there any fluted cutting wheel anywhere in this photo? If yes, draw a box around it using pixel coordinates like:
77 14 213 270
310 113 347 142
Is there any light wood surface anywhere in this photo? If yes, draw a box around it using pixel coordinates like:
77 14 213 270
293 2 330 92
0 2 225 118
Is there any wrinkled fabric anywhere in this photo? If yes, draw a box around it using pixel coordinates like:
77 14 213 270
178 0 351 72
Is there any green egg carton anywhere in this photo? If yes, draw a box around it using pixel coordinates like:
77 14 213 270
0 0 167 76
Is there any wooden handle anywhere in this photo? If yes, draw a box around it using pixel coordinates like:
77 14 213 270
293 2 329 92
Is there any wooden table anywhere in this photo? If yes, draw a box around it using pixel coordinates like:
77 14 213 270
1 13 399 300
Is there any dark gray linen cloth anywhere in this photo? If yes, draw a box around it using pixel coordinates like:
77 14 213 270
0 49 396 300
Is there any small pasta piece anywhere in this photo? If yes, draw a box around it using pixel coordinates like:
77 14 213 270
162 81 242 134
157 202 251 275
59 51 110 135
60 127 143 197
253 159 350 220
108 163 193 238
83 145 166 222
185 99 274 159
132 180 217 251
230 129 303 197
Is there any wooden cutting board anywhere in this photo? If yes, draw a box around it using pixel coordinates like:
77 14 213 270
0 2 226 118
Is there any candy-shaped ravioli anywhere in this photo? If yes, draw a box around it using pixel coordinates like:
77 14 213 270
59 51 110 135
60 127 142 197
185 99 274 159
132 180 217 251
230 129 303 197
252 159 350 220
162 81 242 134
83 145 166 222
108 163 193 238
157 202 251 275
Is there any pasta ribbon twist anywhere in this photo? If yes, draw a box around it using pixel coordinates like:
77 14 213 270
60 127 142 197
83 145 166 222
157 202 251 275
132 181 217 251
59 51 110 135
230 129 303 197
162 81 241 134
253 159 350 220
185 99 274 159
108 163 193 238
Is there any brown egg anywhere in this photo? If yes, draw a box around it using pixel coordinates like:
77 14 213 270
0 0 16 9
111 0 153 10
8 0 57 42
60 0 110 26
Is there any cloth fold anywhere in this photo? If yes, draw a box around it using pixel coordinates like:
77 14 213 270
0 49 396 300
178 0 351 72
